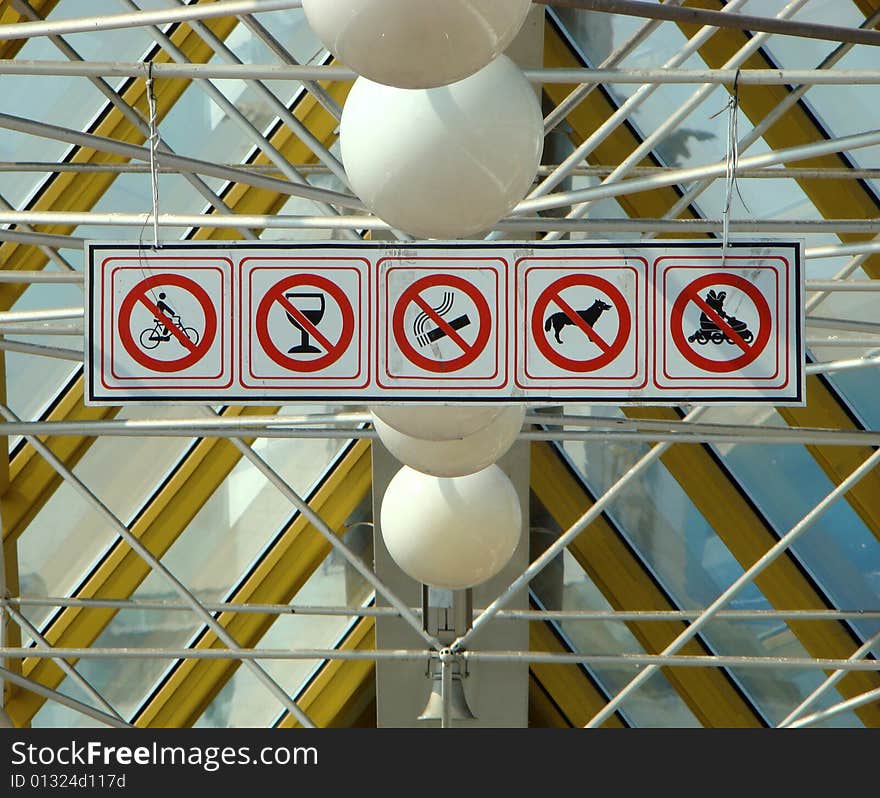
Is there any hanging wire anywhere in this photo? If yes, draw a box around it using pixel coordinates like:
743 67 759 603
145 61 160 250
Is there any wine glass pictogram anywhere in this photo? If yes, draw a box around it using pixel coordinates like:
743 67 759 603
285 292 326 354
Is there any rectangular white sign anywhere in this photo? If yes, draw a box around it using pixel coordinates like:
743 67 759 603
85 240 804 405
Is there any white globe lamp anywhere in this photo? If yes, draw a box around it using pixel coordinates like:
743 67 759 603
370 404 506 441
380 465 522 590
302 0 533 89
372 405 525 477
340 55 543 239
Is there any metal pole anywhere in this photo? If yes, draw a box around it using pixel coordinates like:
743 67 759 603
785 686 880 729
0 339 82 362
0 307 81 323
0 665 131 728
516 128 880 215
778 627 880 727
117 0 357 236
4 603 125 722
0 228 84 249
542 0 809 238
0 403 318 729
440 653 452 729
584 444 880 728
807 240 880 260
451 406 709 653
529 0 753 202
0 112 365 210
806 353 880 376
5 596 879 623
652 6 880 235
1 646 879 671
534 0 880 48
5 210 880 234
10 0 260 242
0 0 304 41
543 0 687 134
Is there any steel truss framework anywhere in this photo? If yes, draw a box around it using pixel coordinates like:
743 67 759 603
0 0 878 729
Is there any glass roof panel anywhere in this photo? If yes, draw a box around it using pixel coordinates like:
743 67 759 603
16 406 199 633
531 543 701 727
57 432 352 720
194 524 373 728
557 422 864 726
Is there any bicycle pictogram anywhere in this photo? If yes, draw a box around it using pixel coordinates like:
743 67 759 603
138 292 200 350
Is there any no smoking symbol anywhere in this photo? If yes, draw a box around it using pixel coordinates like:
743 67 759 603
255 274 355 373
531 274 630 373
392 274 492 374
670 273 771 373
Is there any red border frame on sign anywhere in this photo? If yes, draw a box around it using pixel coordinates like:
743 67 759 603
377 259 507 390
254 272 356 373
392 273 492 373
104 260 232 390
530 273 631 373
514 258 648 390
655 257 788 390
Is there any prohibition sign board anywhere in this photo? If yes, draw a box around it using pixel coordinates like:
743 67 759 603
670 272 772 374
530 273 631 373
255 273 355 373
392 273 492 374
117 273 217 373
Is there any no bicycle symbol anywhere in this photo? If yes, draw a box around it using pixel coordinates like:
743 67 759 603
118 273 216 373
670 273 771 373
531 273 631 373
255 273 355 373
392 274 492 374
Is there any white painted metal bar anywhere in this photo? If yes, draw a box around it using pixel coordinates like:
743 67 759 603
1 646 879 671
528 0 753 208
537 0 880 48
6 209 880 234
807 240 880 260
806 338 880 347
5 597 879 623
120 0 356 237
0 665 132 728
0 188 73 271
0 0 304 41
4 603 125 722
778 627 880 727
785 686 880 728
0 339 82 361
8 61 880 86
806 353 880 376
516 128 880 215
0 324 83 335
0 307 81 323
0 403 318 729
807 317 880 334
0 227 84 248
10 0 260 242
584 445 880 728
543 1 687 134
541 0 809 239
0 112 365 210
0 271 83 283
653 7 880 238
235 12 342 121
4 161 878 180
452 407 708 653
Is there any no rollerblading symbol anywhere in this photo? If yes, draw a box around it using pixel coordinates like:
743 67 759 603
118 273 216 373
532 274 631 373
671 273 771 373
256 274 355 373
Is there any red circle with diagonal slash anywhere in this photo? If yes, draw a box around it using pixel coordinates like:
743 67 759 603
256 273 355 373
531 274 630 372
670 273 772 373
118 273 216 373
393 274 492 374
